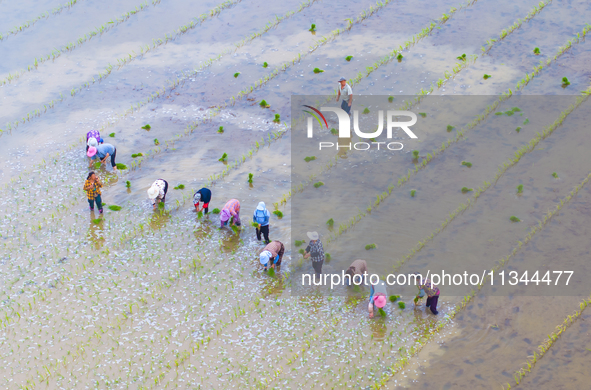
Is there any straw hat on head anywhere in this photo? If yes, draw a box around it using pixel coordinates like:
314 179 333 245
87 137 98 147
307 231 319 240
87 146 97 157
375 295 387 308
147 184 159 200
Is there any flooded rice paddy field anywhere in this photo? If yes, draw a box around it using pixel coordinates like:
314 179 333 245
1 0 591 388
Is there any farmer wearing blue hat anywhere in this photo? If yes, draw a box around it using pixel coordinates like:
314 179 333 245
336 77 353 116
259 240 285 271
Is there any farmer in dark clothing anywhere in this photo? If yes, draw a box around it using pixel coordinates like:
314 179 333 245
259 240 285 271
304 231 325 277
193 187 212 214
414 273 440 315
345 259 367 286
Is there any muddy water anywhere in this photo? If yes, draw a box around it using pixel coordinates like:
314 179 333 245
0 0 66 28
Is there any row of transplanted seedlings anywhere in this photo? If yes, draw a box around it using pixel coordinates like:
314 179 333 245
39 236 295 388
0 107 282 310
3 215 268 388
0 0 480 247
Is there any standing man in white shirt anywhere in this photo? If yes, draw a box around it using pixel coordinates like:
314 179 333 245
336 77 353 116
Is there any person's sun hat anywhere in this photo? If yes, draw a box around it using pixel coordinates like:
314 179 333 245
256 201 266 211
338 77 346 81
307 231 319 240
193 192 202 203
87 146 97 157
87 137 98 147
375 295 387 308
220 209 231 222
260 250 271 265
147 184 159 200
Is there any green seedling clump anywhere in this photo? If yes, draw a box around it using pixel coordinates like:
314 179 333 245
125 180 131 188
461 187 473 193
418 112 426 118
515 127 522 133
330 128 338 135
552 172 558 178
304 156 316 162
325 253 331 261
298 248 305 255
363 107 370 114
378 308 386 317
131 154 138 158
94 162 101 169
365 243 377 250
313 182 324 188
233 72 240 78
523 118 530 125
263 62 268 68
212 208 220 214
533 47 540 54
248 173 253 183
512 107 521 112
326 218 334 227
495 112 504 116
197 211 203 219
517 184 523 194
174 184 185 190
510 216 520 222
457 53 467 61
446 125 455 132
154 139 159 145
412 150 419 159
410 189 416 197
461 161 472 168
115 163 127 170
273 114 280 123
345 55 353 61
562 76 570 86
389 295 399 302
109 132 115 137
295 240 305 247
219 153 228 162
158 202 165 210
309 23 316 32
142 124 151 130
273 210 283 218
92 218 102 225
388 96 394 103
313 68 324 74
218 126 224 133
398 301 406 309
260 99 270 108
396 53 403 61
505 110 514 116
267 268 275 277
483 74 492 80
108 205 122 211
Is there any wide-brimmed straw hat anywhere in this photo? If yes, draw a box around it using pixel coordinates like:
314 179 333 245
147 185 159 199
307 231 319 240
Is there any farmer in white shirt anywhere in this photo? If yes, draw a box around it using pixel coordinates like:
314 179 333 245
336 77 353 116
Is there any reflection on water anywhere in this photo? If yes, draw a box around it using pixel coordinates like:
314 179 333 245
150 209 171 230
369 317 387 341
87 212 105 250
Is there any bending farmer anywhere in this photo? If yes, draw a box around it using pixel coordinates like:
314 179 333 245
220 199 241 228
259 240 285 271
368 278 388 319
147 179 168 209
88 143 118 170
414 272 440 315
345 259 367 286
193 187 212 214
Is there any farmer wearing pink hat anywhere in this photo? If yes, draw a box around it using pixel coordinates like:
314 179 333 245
220 199 241 228
87 142 117 170
368 278 388 319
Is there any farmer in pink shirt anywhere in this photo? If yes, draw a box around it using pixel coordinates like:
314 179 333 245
220 199 241 228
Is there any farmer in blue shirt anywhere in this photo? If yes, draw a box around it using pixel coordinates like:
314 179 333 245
87 143 118 170
253 201 271 244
